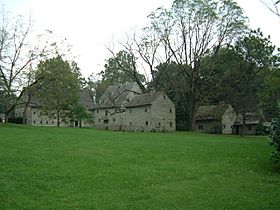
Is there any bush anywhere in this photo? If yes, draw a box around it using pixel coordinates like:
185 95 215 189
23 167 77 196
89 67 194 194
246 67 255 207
211 122 223 134
256 124 270 135
8 117 23 124
269 101 280 165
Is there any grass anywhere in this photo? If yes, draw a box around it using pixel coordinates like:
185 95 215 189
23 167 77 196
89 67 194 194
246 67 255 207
0 124 279 210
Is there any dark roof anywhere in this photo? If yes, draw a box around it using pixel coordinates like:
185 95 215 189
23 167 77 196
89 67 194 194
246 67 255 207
234 113 261 125
18 90 95 109
98 82 138 108
125 92 161 108
195 104 231 121
79 91 95 109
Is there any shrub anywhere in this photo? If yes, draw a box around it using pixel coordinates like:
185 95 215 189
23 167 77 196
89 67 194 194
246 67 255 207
8 117 23 124
269 101 280 165
256 124 270 135
211 122 223 134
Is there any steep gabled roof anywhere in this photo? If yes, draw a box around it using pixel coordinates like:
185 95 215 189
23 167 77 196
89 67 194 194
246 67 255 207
79 91 95 109
125 92 161 108
195 104 231 121
98 82 139 108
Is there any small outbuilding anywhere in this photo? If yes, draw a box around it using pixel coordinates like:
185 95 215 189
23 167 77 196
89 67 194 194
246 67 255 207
232 112 267 135
195 104 237 134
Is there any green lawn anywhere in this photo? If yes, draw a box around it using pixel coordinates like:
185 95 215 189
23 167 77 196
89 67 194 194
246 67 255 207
0 124 279 210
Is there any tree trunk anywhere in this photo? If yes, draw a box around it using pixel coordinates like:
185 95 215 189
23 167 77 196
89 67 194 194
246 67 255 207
57 111 60 127
241 111 246 136
189 100 198 131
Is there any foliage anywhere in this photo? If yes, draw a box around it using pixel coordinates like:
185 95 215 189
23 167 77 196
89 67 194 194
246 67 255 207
7 117 23 124
0 9 51 118
0 124 279 209
35 56 80 127
68 103 91 127
148 0 248 129
210 122 223 134
101 50 146 91
154 62 190 130
256 123 271 135
269 101 280 165
259 68 280 118
208 30 278 124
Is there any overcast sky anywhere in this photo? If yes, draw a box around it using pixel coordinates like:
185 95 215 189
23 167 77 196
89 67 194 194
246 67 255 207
1 0 280 77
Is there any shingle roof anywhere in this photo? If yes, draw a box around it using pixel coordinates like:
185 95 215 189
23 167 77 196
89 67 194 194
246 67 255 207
79 91 95 109
125 92 161 108
19 90 95 109
195 104 230 121
234 113 261 125
98 82 138 108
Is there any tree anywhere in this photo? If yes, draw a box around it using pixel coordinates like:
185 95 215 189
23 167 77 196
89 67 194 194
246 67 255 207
208 29 278 135
154 62 190 130
148 0 247 129
101 50 146 91
260 0 280 18
35 55 80 127
269 101 280 165
0 9 51 120
259 68 280 118
68 103 91 128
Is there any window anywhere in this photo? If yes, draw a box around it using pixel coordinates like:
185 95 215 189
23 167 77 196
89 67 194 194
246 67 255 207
248 125 252 131
105 110 108 116
199 125 203 130
170 122 173 127
130 122 132 126
146 121 149 126
97 110 99 113
104 119 109 124
163 95 166 99
40 121 42 125
145 108 147 112
223 124 226 129
130 109 132 113
33 112 36 115
33 120 36 124
46 121 48 125
98 119 101 122
158 122 161 126
169 109 172 113
113 118 116 122
52 121 54 124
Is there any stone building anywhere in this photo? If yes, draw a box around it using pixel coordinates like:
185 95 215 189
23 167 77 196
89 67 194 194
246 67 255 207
125 92 175 132
195 104 237 134
15 91 94 127
93 82 143 130
93 82 176 132
232 112 268 135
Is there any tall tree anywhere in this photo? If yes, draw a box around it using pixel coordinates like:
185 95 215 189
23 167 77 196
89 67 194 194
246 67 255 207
259 68 280 118
148 0 247 129
35 55 80 127
101 50 146 91
0 9 51 120
260 0 280 18
154 62 191 130
210 29 278 135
